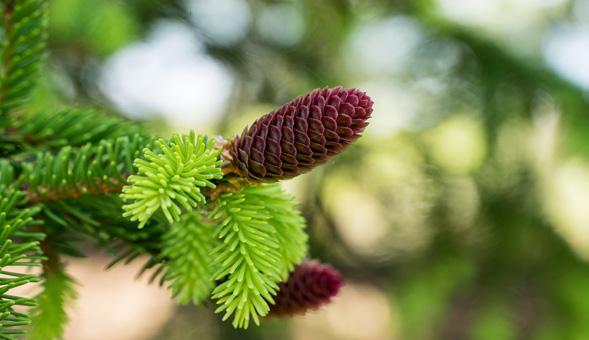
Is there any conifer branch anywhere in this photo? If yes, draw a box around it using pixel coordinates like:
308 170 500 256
40 195 166 271
161 212 216 305
8 108 148 149
121 132 222 228
0 185 44 339
18 134 150 203
1 0 382 335
0 17 371 328
29 241 76 340
210 187 281 329
0 0 47 116
26 180 125 204
247 184 307 280
210 184 308 329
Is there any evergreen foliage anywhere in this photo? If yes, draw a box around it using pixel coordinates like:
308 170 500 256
0 0 366 336
11 108 147 148
3 0 588 337
252 184 307 280
28 267 76 340
0 185 43 339
210 183 307 328
162 212 216 305
20 134 150 203
0 0 47 116
121 132 222 227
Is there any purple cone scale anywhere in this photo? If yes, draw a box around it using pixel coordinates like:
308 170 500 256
228 87 373 180
269 261 343 316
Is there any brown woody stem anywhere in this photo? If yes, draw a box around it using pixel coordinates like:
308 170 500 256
26 180 125 204
40 237 63 277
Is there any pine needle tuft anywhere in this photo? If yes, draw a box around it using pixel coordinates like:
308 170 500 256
162 212 216 305
210 183 308 329
121 132 222 228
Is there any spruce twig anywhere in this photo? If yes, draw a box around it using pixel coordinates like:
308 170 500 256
0 1 372 333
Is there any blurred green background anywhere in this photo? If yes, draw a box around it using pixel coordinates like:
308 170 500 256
36 0 589 339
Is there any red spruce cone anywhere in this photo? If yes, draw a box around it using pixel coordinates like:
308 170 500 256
227 87 373 181
269 260 343 317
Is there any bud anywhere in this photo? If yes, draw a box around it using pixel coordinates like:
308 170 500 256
269 260 343 316
226 87 373 181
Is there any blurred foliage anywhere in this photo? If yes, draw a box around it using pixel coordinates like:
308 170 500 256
38 0 589 339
